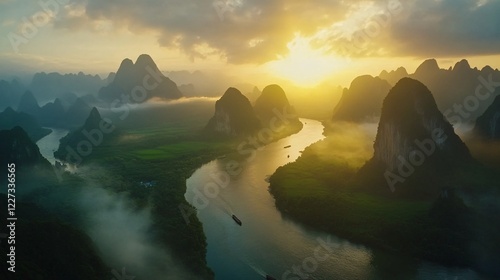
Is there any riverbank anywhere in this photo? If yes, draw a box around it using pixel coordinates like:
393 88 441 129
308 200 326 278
63 119 304 279
269 124 500 278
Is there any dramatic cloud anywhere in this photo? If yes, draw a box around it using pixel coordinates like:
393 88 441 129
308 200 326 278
388 0 500 57
3 0 500 64
52 0 346 63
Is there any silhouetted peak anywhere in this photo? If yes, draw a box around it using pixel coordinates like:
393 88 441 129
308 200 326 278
22 90 36 100
135 54 157 68
261 84 286 96
0 126 47 166
206 87 260 136
382 78 437 114
373 78 470 171
3 106 15 114
332 75 391 122
254 84 294 120
349 75 386 92
453 59 471 72
17 90 40 112
221 87 244 100
415 59 440 75
117 58 134 73
395 67 408 76
474 93 500 139
10 125 25 135
481 65 494 72
89 107 100 118
83 107 104 128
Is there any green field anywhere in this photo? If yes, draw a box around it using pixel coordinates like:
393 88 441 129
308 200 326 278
63 115 303 279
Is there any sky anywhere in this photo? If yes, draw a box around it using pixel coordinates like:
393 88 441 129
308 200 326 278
1 0 500 87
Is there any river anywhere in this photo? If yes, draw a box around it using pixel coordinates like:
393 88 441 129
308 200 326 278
36 128 69 164
185 119 483 280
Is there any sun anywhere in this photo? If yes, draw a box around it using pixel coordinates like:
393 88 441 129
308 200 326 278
265 34 348 87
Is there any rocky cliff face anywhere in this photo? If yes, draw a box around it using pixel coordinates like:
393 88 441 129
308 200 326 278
98 54 182 103
475 92 500 139
254 84 298 124
206 87 261 136
373 78 471 171
332 75 391 122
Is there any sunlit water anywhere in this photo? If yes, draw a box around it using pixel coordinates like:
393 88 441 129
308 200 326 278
36 128 69 164
186 119 484 280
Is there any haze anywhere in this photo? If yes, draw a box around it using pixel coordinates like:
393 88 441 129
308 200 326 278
1 0 500 88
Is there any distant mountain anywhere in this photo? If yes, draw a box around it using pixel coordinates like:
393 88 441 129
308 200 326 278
360 78 472 196
245 86 261 103
55 107 116 164
332 75 391 122
474 92 500 139
64 98 92 128
17 90 41 116
60 91 79 109
379 59 500 121
0 107 51 142
178 83 197 97
379 67 408 85
98 54 182 103
205 87 261 136
0 79 25 111
29 71 106 103
254 84 299 125
39 98 66 127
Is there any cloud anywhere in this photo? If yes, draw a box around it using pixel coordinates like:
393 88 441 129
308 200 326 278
52 0 346 63
388 0 500 57
50 0 500 62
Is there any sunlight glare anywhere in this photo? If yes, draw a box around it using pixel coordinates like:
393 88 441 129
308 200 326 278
265 35 349 87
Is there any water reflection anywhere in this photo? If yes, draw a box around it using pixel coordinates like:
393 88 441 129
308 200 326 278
185 119 484 280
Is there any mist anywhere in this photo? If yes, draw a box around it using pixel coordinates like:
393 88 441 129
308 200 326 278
77 185 198 280
311 121 377 168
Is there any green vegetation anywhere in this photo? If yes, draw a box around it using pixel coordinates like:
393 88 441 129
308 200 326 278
58 115 303 279
269 129 500 277
270 141 430 252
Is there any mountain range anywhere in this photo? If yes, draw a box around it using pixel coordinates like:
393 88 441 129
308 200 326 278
333 59 500 123
98 54 183 103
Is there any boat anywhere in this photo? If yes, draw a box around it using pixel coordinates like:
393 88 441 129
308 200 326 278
284 145 291 149
266 275 277 280
232 215 242 226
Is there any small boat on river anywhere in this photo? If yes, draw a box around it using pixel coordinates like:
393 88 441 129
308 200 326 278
232 215 242 226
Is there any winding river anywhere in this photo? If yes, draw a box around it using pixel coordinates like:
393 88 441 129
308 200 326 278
36 128 69 164
185 119 483 280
